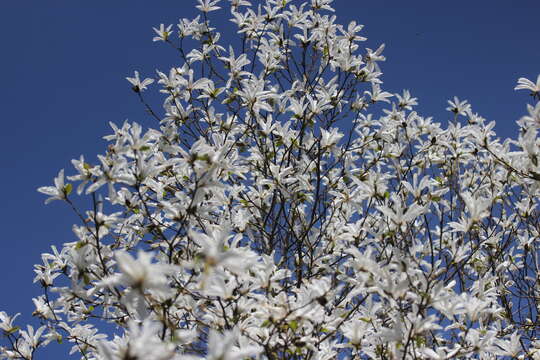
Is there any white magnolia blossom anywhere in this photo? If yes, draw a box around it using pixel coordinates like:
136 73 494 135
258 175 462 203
446 96 471 116
2 1 540 359
37 169 68 204
126 71 154 92
515 74 540 95
153 24 173 42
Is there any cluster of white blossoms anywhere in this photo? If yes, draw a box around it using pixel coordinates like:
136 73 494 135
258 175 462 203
3 0 540 359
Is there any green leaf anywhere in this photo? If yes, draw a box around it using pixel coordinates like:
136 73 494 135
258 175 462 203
288 320 299 331
6 326 20 334
196 154 211 163
64 183 73 196
75 241 86 249
261 319 272 328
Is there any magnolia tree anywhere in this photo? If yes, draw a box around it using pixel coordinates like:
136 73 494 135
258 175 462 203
2 0 540 359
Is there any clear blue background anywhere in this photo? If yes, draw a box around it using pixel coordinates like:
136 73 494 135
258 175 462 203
1 0 539 357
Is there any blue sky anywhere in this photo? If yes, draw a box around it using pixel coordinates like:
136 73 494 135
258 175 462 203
0 0 539 357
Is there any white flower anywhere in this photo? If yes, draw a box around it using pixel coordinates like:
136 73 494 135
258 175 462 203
37 169 69 204
0 311 20 332
395 89 418 110
152 23 173 42
320 127 343 149
126 71 154 92
461 191 491 224
365 83 392 103
494 332 521 357
68 155 94 195
19 325 48 350
515 74 540 95
196 0 221 13
98 320 176 360
207 329 260 360
365 44 386 65
102 251 177 295
342 320 369 346
446 96 471 115
311 0 334 12
189 225 255 274
378 196 426 230
520 101 540 127
32 296 55 319
219 46 251 87
340 21 366 42
420 346 461 360
236 76 275 114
